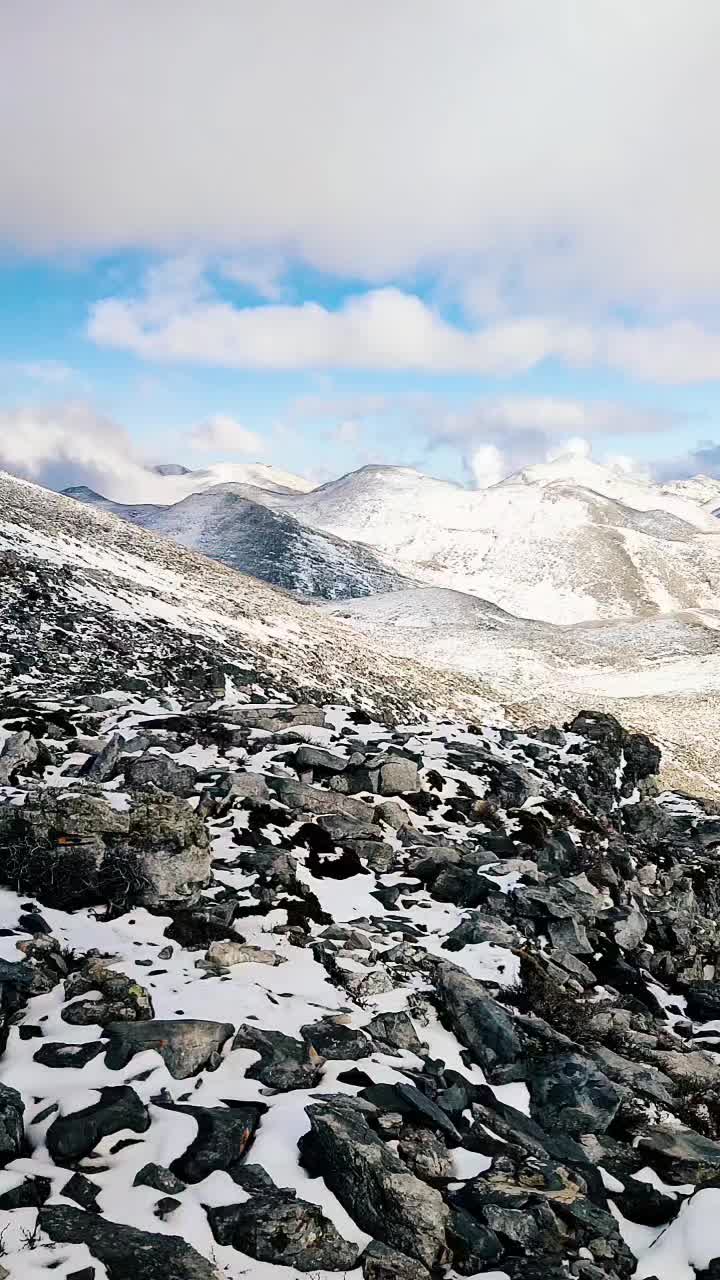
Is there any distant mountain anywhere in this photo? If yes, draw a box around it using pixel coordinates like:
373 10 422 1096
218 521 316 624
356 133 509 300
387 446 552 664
63 482 411 600
150 462 191 476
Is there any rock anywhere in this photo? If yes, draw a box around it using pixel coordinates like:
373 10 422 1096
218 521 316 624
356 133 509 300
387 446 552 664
374 799 413 829
0 730 38 783
46 1086 149 1163
125 753 198 797
365 1010 424 1053
0 1085 24 1167
590 1044 675 1105
104 1019 234 1078
0 1174 51 1208
34 1040 105 1068
685 981 720 1022
435 961 522 1075
133 1163 186 1195
224 704 326 732
362 1240 432 1279
63 959 154 1026
302 1018 374 1060
360 1082 460 1141
527 1053 622 1136
375 755 420 796
270 776 376 822
203 940 283 968
294 744 348 775
233 1024 324 1090
39 1206 219 1280
62 1171 101 1212
123 793 210 907
80 734 122 782
447 1207 502 1274
300 1098 449 1269
637 1125 720 1183
208 1190 359 1271
160 1102 264 1183
398 1127 453 1181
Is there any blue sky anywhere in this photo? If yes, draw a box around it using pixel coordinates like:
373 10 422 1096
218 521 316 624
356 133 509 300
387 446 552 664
2 3 720 496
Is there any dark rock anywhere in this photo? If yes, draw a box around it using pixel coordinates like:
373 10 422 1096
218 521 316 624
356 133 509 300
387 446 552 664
435 961 522 1075
0 1174 51 1209
105 1019 234 1078
39 1205 218 1280
447 1207 502 1275
685 981 720 1022
133 1163 186 1195
46 1086 149 1163
34 1040 105 1068
160 1101 264 1183
360 1082 460 1141
527 1053 622 1136
0 1085 24 1167
301 1018 373 1060
233 1024 324 1090
398 1126 453 1180
62 1172 101 1212
208 1190 359 1271
365 1010 424 1053
299 1098 449 1269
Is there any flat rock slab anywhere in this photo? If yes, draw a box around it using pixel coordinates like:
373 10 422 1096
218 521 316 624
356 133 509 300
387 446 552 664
39 1205 219 1280
104 1019 234 1078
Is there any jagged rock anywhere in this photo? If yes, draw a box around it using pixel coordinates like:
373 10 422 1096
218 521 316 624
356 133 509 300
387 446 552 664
0 1086 24 1167
233 1024 324 1090
104 1018 234 1077
0 1174 51 1209
225 704 326 732
590 1044 675 1105
637 1124 720 1182
685 981 720 1022
435 961 522 1075
80 734 122 782
208 1190 359 1270
443 912 520 952
46 1085 149 1162
125 752 198 797
39 1206 219 1280
300 1098 449 1269
447 1207 502 1274
527 1053 622 1136
62 1171 101 1212
294 743 348 775
34 1040 105 1068
362 1240 432 1279
0 730 38 783
160 1101 264 1183
360 1082 460 1141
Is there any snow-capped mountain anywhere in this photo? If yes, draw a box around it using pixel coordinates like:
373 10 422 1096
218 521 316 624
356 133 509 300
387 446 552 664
66 457 720 624
3 469 720 1280
277 459 720 624
661 473 720 507
63 482 412 600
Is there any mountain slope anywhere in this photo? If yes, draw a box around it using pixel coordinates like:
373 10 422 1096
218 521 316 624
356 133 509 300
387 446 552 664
279 460 720 623
63 482 411 600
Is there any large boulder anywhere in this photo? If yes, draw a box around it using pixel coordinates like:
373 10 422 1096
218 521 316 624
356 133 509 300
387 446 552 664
62 958 153 1026
39 1206 219 1280
105 1019 234 1078
158 1102 264 1183
0 1085 24 1167
435 961 522 1075
208 1189 359 1271
122 792 210 907
0 730 38 784
125 752 198 798
300 1098 449 1269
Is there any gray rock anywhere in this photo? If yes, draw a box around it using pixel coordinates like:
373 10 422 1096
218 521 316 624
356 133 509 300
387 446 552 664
270 775 377 822
104 1019 234 1078
208 1190 359 1271
294 744 348 775
63 959 154 1026
0 731 38 784
224 704 326 731
39 1206 219 1280
527 1053 622 1136
637 1124 720 1181
365 1010 424 1053
46 1086 149 1162
133 1163 186 1195
590 1044 675 1104
124 793 210 907
233 1024 324 1090
203 940 283 969
398 1127 452 1181
0 1086 24 1167
362 1240 432 1279
435 961 522 1075
80 734 122 782
125 753 198 798
300 1098 449 1269
302 1018 374 1060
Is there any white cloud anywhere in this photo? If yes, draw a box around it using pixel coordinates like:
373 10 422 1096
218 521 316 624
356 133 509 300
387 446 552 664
189 414 264 455
3 1 720 310
220 253 287 300
469 444 506 489
87 271 720 383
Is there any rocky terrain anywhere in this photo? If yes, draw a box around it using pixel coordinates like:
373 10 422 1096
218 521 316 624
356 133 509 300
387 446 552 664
3 476 720 1279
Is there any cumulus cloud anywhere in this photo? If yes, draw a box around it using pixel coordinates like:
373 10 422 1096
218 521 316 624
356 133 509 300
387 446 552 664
189 414 264 455
0 403 165 500
3 0 720 311
87 270 720 383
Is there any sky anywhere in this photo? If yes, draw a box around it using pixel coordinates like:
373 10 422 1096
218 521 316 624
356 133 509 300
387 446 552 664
2 0 720 499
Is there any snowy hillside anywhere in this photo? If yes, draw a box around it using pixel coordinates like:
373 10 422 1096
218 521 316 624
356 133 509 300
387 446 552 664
661 474 720 508
277 461 720 624
2 475 720 1280
63 483 411 601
